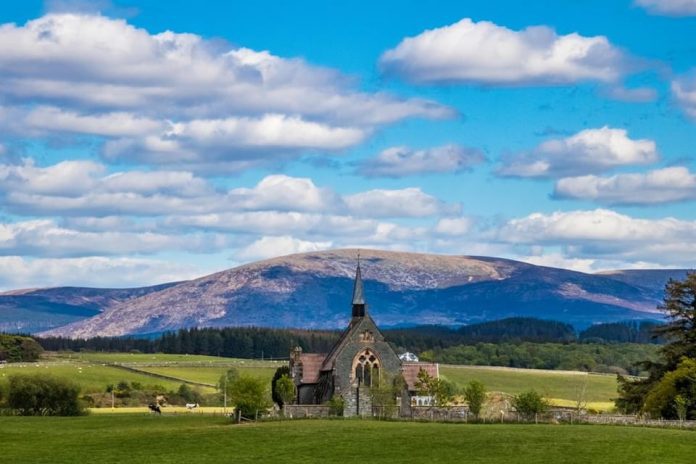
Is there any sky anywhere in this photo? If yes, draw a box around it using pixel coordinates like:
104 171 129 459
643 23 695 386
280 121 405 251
1 0 696 289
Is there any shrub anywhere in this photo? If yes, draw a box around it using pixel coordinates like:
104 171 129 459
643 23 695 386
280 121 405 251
271 366 292 407
327 395 345 416
228 375 271 418
463 381 487 419
512 390 548 421
8 374 86 416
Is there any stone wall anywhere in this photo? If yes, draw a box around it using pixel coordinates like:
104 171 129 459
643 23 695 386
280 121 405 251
581 414 696 428
409 406 470 421
342 386 373 417
283 404 331 419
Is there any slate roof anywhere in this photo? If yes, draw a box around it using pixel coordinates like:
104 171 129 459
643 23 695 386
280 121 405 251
402 362 439 391
298 353 326 384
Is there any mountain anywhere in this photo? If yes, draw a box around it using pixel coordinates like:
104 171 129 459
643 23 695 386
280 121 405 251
24 249 687 339
0 283 178 333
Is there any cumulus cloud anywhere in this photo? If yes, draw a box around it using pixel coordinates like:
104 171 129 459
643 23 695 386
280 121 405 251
498 127 658 178
0 219 229 258
0 256 202 290
554 167 696 205
635 0 696 16
434 217 474 236
356 144 486 177
380 18 630 85
0 13 452 170
672 75 696 120
236 235 333 261
344 188 460 218
228 175 343 213
0 160 460 220
495 208 696 266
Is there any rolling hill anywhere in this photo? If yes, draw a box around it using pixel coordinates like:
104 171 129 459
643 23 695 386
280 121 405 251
13 249 686 339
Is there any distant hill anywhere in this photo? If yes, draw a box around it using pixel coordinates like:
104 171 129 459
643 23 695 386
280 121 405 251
20 249 688 339
0 283 178 333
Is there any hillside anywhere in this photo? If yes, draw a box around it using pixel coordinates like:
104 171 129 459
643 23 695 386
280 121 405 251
24 249 685 339
0 283 178 333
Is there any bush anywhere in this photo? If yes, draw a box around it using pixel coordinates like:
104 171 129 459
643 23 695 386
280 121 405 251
228 375 271 418
0 334 43 362
8 374 86 416
512 390 548 421
327 395 345 416
463 381 487 419
271 366 291 407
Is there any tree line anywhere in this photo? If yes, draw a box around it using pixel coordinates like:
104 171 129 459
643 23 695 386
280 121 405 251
34 318 665 361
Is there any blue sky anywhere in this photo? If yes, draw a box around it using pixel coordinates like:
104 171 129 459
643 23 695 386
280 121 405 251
0 0 695 289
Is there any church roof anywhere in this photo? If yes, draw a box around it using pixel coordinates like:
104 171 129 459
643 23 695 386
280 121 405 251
402 362 439 391
297 353 326 384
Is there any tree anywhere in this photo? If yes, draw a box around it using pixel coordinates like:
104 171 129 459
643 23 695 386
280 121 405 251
413 368 456 406
463 380 487 419
275 375 296 412
177 383 202 404
617 273 696 417
512 390 548 422
271 366 291 407
675 395 688 423
370 375 402 418
8 374 86 416
227 375 271 418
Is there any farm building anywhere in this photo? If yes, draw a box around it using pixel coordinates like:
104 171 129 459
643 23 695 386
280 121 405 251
289 259 438 416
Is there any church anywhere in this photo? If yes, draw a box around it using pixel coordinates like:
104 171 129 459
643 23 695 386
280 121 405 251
289 259 439 417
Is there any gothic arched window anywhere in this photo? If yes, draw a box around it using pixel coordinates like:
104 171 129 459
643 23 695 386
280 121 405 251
352 349 381 387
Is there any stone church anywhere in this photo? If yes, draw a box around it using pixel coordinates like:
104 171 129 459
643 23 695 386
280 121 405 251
289 260 439 417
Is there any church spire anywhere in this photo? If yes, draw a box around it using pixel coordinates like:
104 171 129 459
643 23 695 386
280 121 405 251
351 251 366 317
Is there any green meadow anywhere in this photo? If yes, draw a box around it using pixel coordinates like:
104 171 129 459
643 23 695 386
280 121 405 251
1 416 693 464
0 352 621 409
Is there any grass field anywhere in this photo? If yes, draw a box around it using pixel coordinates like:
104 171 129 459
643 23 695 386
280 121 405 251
1 353 622 410
0 362 185 392
441 365 618 405
136 365 278 385
1 416 693 464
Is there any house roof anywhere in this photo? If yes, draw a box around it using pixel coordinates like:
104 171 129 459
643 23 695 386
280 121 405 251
298 353 326 384
402 362 439 391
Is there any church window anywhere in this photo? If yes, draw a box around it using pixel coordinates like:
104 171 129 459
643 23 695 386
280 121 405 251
352 348 381 387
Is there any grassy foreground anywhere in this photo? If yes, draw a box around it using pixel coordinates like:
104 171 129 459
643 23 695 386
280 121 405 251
1 415 694 464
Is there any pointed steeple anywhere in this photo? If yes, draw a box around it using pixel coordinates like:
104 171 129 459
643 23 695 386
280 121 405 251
351 252 366 317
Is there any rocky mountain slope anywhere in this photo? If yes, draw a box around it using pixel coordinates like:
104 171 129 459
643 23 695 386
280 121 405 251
22 249 686 339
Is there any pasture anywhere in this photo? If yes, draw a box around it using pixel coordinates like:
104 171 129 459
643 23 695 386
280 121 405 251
1 415 694 464
0 352 622 410
440 365 618 407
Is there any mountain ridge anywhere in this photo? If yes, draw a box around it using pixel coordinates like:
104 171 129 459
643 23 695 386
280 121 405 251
15 249 686 339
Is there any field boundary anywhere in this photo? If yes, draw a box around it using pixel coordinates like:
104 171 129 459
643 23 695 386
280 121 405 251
107 364 216 388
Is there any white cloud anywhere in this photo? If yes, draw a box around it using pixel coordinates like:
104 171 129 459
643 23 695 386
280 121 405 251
0 13 452 125
434 217 473 236
236 235 333 261
635 0 696 16
495 208 696 266
0 256 202 290
554 166 696 205
672 75 696 120
519 252 598 274
356 144 485 177
345 188 460 218
380 18 629 85
228 175 343 213
498 126 658 178
22 106 165 137
0 219 229 257
102 114 366 169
